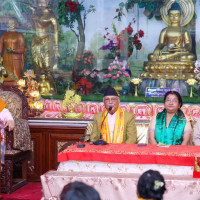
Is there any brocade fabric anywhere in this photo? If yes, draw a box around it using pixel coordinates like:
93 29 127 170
41 171 200 200
0 90 31 151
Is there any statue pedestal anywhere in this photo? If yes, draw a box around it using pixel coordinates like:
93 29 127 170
139 79 190 96
141 61 195 80
139 61 195 96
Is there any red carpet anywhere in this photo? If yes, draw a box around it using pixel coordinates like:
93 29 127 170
2 182 43 200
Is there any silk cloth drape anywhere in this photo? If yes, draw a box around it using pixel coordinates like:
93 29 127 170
41 171 200 200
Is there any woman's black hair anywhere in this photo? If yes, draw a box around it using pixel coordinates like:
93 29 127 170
137 170 166 200
60 181 101 200
164 90 183 108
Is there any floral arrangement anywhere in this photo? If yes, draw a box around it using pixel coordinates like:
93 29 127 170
186 79 197 86
62 89 81 111
81 67 100 80
17 70 43 114
76 51 96 71
100 19 144 58
102 57 130 87
131 78 142 85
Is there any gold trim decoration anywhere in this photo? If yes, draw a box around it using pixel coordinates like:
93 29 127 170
160 0 194 27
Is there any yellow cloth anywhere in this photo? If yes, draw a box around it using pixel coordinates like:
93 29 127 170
0 99 6 112
101 107 124 143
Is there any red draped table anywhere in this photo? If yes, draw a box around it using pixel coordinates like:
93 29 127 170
41 144 200 200
58 143 200 166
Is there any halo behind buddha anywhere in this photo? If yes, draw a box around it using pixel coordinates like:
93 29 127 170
160 0 194 27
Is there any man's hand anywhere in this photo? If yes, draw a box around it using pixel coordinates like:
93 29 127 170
5 120 15 131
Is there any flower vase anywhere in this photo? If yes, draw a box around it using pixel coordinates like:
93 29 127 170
134 85 138 97
190 86 193 98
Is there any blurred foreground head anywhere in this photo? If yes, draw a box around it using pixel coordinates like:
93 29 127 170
60 181 101 200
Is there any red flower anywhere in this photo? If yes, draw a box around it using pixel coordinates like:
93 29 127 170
134 34 138 39
138 30 144 38
65 1 78 13
127 25 133 35
134 40 141 45
136 43 142 50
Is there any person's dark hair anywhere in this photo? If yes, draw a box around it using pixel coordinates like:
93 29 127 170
60 181 101 200
137 170 166 200
164 90 183 108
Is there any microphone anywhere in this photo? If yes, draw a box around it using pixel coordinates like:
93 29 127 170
93 106 112 145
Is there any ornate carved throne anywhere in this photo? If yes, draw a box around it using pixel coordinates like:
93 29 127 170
0 84 31 194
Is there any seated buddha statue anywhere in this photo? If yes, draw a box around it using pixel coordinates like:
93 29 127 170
148 2 195 62
141 0 195 81
38 73 53 96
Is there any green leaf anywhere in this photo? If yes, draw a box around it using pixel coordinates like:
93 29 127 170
119 2 125 7
112 23 118 35
138 3 145 8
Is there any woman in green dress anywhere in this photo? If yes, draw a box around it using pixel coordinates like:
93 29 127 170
148 91 192 145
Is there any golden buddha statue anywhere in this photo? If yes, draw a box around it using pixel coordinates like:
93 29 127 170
0 57 8 83
141 0 195 80
30 0 60 94
0 18 27 85
38 73 52 96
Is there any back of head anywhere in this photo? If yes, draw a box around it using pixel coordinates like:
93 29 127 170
137 170 166 200
60 181 101 200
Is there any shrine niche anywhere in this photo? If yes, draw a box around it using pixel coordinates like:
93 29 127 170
140 0 195 96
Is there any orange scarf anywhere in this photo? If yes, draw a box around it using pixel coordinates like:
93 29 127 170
101 107 124 143
0 99 6 112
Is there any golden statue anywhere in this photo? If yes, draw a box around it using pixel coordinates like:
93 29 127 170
142 0 195 80
38 73 52 96
0 18 27 85
0 57 8 83
30 0 60 94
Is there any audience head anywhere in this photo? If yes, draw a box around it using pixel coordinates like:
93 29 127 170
103 86 120 115
60 181 101 200
137 170 166 200
164 91 182 113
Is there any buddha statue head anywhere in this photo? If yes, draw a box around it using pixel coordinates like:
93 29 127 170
37 0 50 8
7 18 18 31
167 2 183 26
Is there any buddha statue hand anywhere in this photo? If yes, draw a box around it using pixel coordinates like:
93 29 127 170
152 47 162 61
6 48 15 53
168 45 187 52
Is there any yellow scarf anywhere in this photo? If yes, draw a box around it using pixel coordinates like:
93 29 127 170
138 198 155 200
101 107 124 143
0 99 6 112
